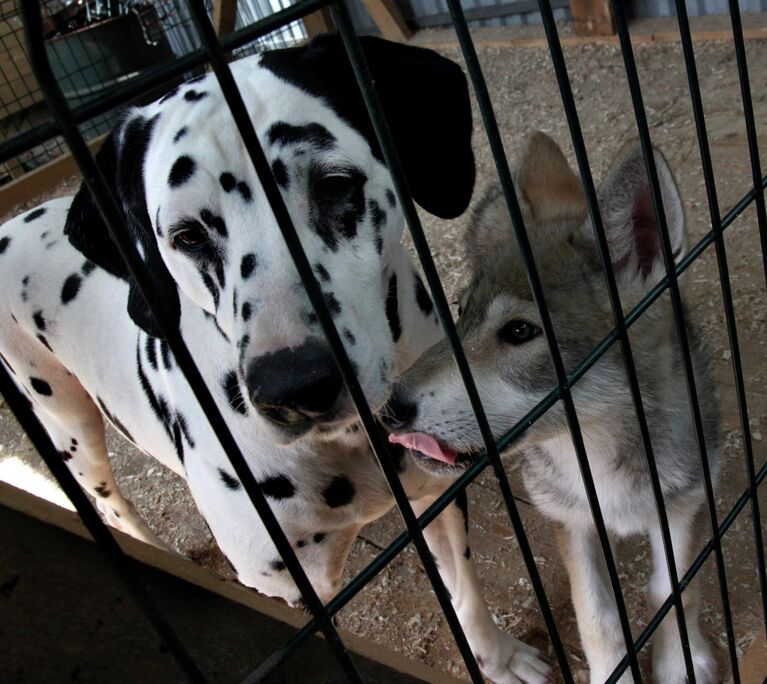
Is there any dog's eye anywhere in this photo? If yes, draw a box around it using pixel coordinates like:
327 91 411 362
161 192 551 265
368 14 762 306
171 220 208 252
316 172 356 200
498 319 541 345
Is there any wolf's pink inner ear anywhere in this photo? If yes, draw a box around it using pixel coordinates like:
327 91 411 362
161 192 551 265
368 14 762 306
517 131 586 223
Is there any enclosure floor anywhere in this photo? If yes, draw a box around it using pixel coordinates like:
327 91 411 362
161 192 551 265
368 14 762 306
1 16 766 683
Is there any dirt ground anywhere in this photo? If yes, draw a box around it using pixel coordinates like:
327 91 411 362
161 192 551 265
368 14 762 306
1 15 766 683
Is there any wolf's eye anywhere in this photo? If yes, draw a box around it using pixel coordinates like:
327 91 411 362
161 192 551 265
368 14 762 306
498 319 541 345
171 219 208 252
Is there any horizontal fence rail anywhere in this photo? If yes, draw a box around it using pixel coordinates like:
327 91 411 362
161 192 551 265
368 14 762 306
1 1 764 682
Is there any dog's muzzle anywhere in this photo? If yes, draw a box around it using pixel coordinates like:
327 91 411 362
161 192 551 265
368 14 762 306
246 339 343 426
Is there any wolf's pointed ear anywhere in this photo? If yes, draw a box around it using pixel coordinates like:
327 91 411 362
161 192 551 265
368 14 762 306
517 131 585 223
593 142 685 282
260 35 475 219
64 114 179 338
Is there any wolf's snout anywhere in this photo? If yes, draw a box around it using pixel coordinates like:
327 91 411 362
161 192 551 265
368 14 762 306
380 389 417 430
246 340 343 425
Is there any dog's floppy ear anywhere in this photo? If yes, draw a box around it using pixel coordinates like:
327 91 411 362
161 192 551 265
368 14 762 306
260 35 475 219
589 142 685 283
516 132 585 223
65 113 180 338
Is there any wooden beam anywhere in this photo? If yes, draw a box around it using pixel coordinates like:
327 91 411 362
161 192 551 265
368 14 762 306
569 0 616 37
0 480 464 684
212 0 238 37
303 7 336 38
727 630 767 684
360 0 412 42
0 133 107 218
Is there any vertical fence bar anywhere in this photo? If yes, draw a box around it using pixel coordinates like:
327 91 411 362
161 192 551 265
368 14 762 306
0 367 208 684
534 2 701 680
330 0 575 677
442 0 643 679
20 4 364 682
183 3 485 681
726 0 767 639
673 1 764 677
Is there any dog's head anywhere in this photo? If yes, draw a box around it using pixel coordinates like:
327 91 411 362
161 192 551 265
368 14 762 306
65 36 474 443
385 131 686 476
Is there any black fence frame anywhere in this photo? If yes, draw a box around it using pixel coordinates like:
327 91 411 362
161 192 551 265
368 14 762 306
0 1 765 682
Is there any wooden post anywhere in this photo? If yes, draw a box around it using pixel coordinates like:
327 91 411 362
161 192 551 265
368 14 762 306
213 0 238 37
359 0 412 42
569 0 616 37
303 7 336 37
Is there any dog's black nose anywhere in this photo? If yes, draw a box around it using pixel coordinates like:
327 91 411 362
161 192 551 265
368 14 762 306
246 340 343 425
380 389 417 430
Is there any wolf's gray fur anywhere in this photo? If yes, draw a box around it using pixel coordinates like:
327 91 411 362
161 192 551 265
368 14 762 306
389 132 718 683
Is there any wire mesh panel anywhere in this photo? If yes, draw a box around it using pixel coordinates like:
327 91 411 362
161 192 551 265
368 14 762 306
0 1 765 682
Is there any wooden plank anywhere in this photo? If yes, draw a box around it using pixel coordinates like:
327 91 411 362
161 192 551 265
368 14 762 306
360 0 412 42
0 479 464 684
569 0 616 37
212 0 239 37
727 630 767 684
303 7 336 38
0 133 107 218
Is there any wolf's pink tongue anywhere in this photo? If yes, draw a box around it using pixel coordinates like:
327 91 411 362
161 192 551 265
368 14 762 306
389 432 457 465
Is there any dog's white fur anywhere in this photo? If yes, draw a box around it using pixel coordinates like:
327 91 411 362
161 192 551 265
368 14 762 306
390 132 719 683
0 39 551 684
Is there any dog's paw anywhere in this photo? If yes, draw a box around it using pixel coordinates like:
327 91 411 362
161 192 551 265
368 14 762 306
653 630 716 684
477 632 553 684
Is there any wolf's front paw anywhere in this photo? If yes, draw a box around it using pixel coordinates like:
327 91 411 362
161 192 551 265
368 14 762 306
476 631 553 684
653 628 716 684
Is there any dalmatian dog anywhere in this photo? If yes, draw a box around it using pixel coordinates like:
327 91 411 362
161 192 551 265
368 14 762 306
0 36 550 683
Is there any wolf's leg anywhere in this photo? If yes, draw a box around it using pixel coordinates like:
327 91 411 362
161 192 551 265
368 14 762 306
559 524 634 683
411 493 552 684
648 505 715 684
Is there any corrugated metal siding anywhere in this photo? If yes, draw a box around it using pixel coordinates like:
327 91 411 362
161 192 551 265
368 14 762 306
631 0 766 16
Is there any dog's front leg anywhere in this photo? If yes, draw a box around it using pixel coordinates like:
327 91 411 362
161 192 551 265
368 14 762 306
411 492 551 684
558 524 634 683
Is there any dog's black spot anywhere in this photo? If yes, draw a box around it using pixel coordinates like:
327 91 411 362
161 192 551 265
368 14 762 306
267 122 336 150
222 370 248 416
70 445 76 452
313 532 326 544
71 438 78 446
271 159 289 188
40 231 48 240
386 189 396 208
323 292 341 317
369 199 386 230
59 449 72 462
260 475 295 500
322 475 355 508
159 340 173 371
315 263 330 282
21 275 28 286
81 260 96 276
241 253 257 279
218 468 241 490
30 377 52 396
220 172 236 192
456 489 469 533
184 89 208 102
173 126 188 143
269 559 286 572
145 336 158 371
343 329 356 346
385 274 401 342
232 289 238 318
214 259 226 290
45 240 58 250
200 208 228 237
137 342 178 458
296 539 307 548
59 274 81 304
168 156 196 188
24 207 46 223
464 546 471 559
237 182 252 203
94 482 111 498
32 310 46 331
414 273 434 316
0 236 10 255
175 412 194 449
201 272 219 309
36 334 53 352
241 301 252 322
